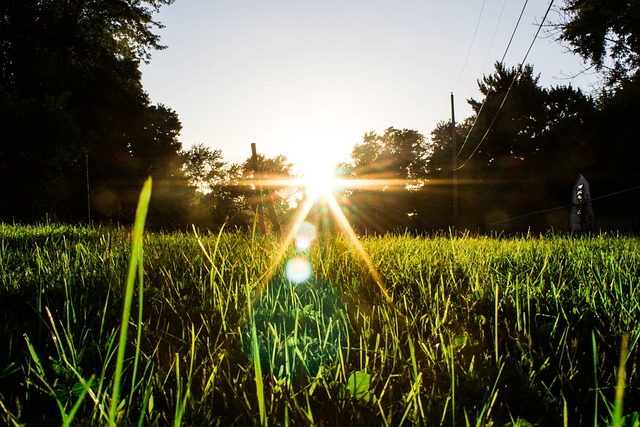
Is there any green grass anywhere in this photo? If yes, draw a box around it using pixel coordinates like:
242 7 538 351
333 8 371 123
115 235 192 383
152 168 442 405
0 215 639 425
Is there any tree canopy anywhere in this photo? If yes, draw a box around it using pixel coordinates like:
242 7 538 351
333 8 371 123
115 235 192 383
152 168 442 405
560 0 640 85
0 0 184 224
338 61 615 233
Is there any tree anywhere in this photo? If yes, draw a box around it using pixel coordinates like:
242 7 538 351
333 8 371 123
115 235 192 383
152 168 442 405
180 147 299 231
351 127 429 180
240 153 297 232
463 63 548 174
182 144 228 193
413 118 477 231
0 90 83 220
426 62 599 231
428 117 474 179
560 0 640 86
345 128 429 233
0 0 183 224
181 144 247 229
434 63 548 229
533 84 599 202
558 1 640 226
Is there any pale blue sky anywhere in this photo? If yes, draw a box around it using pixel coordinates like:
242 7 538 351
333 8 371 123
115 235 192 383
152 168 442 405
141 0 596 176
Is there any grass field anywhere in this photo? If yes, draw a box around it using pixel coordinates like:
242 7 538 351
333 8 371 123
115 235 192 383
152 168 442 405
0 209 639 425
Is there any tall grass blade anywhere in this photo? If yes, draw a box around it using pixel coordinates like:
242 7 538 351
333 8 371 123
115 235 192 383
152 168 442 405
592 331 599 427
494 279 499 365
128 227 146 411
611 334 629 427
61 383 90 427
108 177 152 427
252 318 267 426
23 334 46 380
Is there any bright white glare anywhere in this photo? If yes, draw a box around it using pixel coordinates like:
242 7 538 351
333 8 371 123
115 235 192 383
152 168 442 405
285 256 312 284
295 234 313 251
294 221 317 251
302 162 339 200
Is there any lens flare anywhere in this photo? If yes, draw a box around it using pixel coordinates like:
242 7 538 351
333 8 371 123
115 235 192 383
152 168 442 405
238 169 407 329
285 256 312 284
294 221 317 251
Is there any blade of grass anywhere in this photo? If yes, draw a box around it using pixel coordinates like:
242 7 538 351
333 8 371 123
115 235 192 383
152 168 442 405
128 230 146 410
108 177 152 427
23 334 46 380
611 334 629 427
475 361 504 426
494 279 499 365
61 380 91 427
252 318 267 426
592 331 599 427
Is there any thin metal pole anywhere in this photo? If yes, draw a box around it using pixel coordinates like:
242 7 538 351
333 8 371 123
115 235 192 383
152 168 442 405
451 93 458 218
86 153 91 223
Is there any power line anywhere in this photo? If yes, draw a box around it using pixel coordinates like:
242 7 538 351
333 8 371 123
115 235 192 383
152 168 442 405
437 1 488 125
452 0 487 94
455 0 554 171
490 184 640 226
455 0 529 158
481 0 508 74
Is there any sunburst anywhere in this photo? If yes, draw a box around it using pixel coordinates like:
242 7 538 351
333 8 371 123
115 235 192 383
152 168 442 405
240 164 407 326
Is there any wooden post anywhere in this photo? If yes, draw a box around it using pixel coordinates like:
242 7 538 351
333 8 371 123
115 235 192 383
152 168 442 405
251 143 280 234
251 143 267 235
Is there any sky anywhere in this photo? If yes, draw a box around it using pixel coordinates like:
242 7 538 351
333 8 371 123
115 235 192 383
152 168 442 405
141 0 598 177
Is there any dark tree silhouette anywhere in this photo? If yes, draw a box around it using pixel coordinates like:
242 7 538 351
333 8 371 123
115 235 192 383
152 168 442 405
559 1 640 227
436 63 599 231
560 0 640 86
0 0 186 225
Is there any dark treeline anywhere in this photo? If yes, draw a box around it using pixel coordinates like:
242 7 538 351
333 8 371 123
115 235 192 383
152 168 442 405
0 0 297 230
0 0 184 223
1 0 639 233
340 62 640 234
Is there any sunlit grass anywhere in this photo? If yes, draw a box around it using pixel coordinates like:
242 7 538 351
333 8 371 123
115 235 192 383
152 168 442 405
0 218 639 425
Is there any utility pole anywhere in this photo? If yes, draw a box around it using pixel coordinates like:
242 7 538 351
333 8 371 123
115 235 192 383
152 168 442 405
451 92 458 219
86 153 91 223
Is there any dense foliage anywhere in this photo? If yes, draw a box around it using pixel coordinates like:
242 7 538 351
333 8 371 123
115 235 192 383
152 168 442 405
561 0 640 85
0 1 296 230
339 59 640 233
0 0 186 223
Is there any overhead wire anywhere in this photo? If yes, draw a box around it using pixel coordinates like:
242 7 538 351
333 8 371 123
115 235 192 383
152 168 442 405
441 0 629 231
481 0 508 74
489 184 640 226
455 0 554 171
454 0 529 159
451 0 487 94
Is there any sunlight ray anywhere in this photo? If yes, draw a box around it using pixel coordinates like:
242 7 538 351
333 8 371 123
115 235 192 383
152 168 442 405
236 171 433 331
323 193 394 305
234 177 489 193
239 194 317 326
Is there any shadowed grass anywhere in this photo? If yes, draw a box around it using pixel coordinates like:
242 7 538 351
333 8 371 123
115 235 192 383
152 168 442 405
0 223 638 425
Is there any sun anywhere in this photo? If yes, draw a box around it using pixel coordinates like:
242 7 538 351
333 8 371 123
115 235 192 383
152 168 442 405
290 140 345 201
240 138 397 327
302 165 339 199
